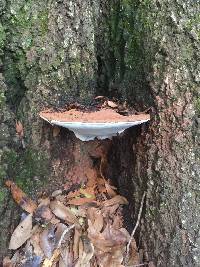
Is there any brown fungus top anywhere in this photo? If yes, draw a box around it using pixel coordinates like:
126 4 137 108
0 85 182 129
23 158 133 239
40 108 150 123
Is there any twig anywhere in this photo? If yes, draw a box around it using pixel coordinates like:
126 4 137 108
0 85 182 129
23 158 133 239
125 192 146 264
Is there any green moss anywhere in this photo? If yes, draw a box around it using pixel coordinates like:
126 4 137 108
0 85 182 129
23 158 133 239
37 10 49 35
2 148 49 194
185 13 200 38
0 0 50 109
4 53 27 106
0 188 7 204
0 23 6 52
195 98 200 116
0 90 6 107
99 0 152 92
10 1 49 41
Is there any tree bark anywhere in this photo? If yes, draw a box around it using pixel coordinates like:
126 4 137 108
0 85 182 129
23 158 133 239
0 0 199 266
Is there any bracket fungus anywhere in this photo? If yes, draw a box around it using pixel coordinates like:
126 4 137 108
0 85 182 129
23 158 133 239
40 108 150 141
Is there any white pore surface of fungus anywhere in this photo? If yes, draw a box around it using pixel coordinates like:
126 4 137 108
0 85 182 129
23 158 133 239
40 115 150 141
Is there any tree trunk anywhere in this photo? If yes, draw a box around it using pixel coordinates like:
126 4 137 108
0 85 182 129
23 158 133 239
0 0 199 266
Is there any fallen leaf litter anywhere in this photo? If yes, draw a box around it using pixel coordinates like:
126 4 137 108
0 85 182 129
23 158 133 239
5 174 146 267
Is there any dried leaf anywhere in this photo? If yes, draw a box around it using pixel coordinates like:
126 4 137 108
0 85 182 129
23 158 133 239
67 197 96 206
53 127 60 138
112 215 123 230
59 246 73 267
55 223 74 248
88 221 127 253
73 228 81 260
101 204 119 219
16 121 24 138
70 206 87 217
105 181 117 197
30 231 44 257
67 190 81 200
3 257 12 267
55 195 66 203
23 256 43 267
35 205 53 223
107 101 118 108
75 236 94 267
42 249 60 267
51 189 62 197
126 238 140 266
50 216 60 225
10 251 20 266
79 187 95 199
103 224 128 245
5 180 37 214
87 208 104 233
40 226 56 259
38 197 50 206
50 200 79 226
103 195 128 207
67 187 95 201
9 214 32 250
96 248 124 267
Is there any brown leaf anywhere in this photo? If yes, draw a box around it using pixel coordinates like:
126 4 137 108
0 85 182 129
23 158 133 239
126 238 140 266
67 190 82 200
67 197 96 206
3 257 12 267
35 205 54 223
103 195 128 207
79 187 95 198
30 231 44 257
102 224 128 245
112 215 123 230
105 181 117 197
5 180 37 214
10 251 20 266
50 200 79 226
102 204 120 218
59 246 73 267
75 236 94 267
16 121 24 138
9 214 32 250
95 248 124 267
69 206 87 218
107 101 118 108
51 189 62 197
53 126 60 137
73 228 81 260
87 207 104 233
40 226 56 259
88 221 127 253
50 216 60 225
55 223 74 248
66 186 96 206
38 197 50 206
42 249 60 267
67 187 95 201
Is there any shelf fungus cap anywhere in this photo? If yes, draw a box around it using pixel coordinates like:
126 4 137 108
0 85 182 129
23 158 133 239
40 108 150 141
